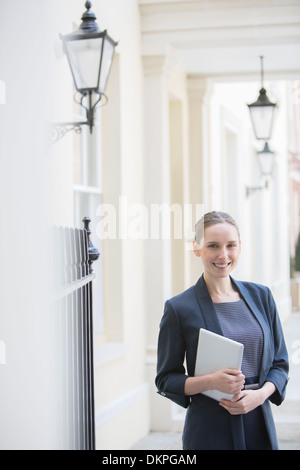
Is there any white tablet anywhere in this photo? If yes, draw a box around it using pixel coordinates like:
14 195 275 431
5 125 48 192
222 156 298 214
194 328 244 401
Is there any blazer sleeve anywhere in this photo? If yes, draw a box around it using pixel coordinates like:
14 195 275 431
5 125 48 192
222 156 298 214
264 288 289 406
155 300 190 409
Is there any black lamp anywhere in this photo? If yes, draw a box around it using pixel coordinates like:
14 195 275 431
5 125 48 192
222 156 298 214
246 142 275 197
52 1 118 142
247 56 277 141
257 141 275 177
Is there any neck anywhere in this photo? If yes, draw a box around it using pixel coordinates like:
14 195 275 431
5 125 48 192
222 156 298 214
203 272 240 302
203 272 231 295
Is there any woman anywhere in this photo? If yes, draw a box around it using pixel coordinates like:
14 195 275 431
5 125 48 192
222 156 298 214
155 211 289 450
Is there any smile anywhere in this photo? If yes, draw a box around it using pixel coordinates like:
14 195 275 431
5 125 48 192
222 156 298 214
213 262 231 268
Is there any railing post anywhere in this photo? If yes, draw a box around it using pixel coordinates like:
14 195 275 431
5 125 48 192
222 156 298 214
82 217 100 450
82 217 100 274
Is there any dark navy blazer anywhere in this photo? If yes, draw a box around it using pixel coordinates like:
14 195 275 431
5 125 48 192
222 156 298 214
155 275 289 450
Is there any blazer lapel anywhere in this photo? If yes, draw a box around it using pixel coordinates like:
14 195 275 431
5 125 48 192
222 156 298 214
231 277 270 382
194 275 223 335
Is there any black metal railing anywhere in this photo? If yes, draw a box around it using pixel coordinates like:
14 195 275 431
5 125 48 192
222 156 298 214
52 217 99 450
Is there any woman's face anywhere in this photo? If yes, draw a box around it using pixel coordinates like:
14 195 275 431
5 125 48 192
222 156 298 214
193 222 241 279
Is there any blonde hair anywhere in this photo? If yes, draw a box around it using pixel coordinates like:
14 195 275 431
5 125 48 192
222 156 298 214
195 211 240 245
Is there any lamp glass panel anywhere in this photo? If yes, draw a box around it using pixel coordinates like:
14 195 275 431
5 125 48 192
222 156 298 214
99 39 115 92
65 37 103 91
258 151 274 176
249 105 275 140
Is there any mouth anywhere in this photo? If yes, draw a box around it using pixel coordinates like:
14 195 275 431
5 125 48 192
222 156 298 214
213 262 231 269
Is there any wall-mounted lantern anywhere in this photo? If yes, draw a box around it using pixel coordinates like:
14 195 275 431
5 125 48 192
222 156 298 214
246 143 275 197
246 56 277 197
52 1 118 143
257 141 275 177
247 56 277 141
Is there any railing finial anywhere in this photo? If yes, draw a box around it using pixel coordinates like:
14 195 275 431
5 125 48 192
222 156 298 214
82 217 100 274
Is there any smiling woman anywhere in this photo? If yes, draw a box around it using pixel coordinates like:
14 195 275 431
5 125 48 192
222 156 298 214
155 211 289 450
193 212 242 300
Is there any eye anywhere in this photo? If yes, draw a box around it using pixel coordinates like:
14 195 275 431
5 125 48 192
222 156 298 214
207 243 218 249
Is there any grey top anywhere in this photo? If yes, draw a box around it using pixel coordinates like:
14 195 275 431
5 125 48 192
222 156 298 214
213 300 263 378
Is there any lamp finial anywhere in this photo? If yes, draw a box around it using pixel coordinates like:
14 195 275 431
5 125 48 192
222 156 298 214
80 1 99 32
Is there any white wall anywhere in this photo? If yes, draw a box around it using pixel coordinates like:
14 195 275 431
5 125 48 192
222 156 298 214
0 0 61 449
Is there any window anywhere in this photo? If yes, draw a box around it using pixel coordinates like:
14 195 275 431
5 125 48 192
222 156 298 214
73 100 104 334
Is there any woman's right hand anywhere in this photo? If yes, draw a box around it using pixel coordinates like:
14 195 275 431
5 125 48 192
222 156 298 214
184 368 245 396
210 369 245 395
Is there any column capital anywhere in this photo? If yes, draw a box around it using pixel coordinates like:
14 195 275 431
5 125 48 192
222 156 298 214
142 46 177 77
187 75 213 104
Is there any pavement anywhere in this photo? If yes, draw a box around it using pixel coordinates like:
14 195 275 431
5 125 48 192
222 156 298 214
131 311 300 451
270 310 300 450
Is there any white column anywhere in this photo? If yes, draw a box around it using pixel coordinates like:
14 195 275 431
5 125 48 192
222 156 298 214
187 77 213 206
186 77 213 286
142 54 176 431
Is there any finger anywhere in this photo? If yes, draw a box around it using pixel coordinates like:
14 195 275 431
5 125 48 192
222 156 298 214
219 401 235 413
219 398 231 404
230 391 245 402
223 368 243 376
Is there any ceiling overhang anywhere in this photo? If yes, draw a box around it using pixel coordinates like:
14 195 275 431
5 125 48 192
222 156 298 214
139 0 300 81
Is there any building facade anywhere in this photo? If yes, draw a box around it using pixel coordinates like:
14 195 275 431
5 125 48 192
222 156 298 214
1 0 300 450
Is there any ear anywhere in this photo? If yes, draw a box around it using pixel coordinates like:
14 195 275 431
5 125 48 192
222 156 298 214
193 240 201 257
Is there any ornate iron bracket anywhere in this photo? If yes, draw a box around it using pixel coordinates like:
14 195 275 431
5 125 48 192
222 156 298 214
50 91 107 145
51 121 86 143
246 179 269 198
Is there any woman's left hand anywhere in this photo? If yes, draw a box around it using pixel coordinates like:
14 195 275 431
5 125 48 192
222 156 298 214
219 390 264 415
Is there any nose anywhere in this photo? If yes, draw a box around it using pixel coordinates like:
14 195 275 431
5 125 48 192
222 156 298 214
218 246 228 259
